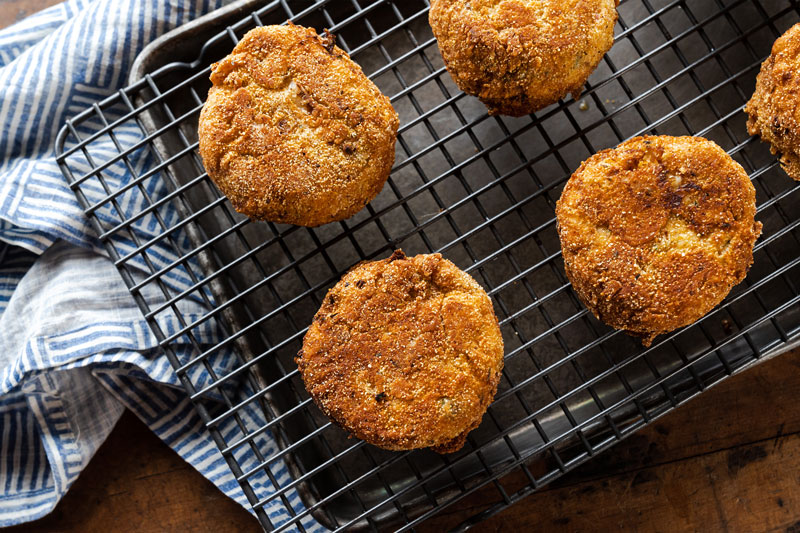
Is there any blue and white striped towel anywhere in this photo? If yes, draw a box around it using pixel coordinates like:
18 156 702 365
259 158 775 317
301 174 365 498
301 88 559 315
0 1 320 529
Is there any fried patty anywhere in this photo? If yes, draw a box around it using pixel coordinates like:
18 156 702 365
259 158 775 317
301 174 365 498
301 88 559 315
556 136 762 346
198 24 399 227
745 22 800 182
296 250 505 453
429 0 618 116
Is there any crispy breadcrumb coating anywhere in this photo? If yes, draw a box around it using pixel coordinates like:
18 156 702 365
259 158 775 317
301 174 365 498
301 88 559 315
429 0 618 116
745 22 800 182
556 136 761 346
198 24 399 226
297 250 505 453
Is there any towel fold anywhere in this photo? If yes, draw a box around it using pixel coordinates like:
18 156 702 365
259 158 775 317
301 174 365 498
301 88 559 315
0 1 320 529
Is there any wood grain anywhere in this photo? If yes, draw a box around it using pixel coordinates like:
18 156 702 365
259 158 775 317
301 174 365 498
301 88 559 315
421 347 800 532
7 347 798 533
0 0 61 28
7 410 261 533
428 430 800 532
4 2 800 532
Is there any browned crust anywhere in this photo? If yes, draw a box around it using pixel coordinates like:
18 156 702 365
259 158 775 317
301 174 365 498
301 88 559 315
745 22 800 182
555 136 762 346
428 0 619 116
296 250 505 453
197 24 399 227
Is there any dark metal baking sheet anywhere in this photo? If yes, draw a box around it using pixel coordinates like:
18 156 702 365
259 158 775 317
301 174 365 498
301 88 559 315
56 0 800 530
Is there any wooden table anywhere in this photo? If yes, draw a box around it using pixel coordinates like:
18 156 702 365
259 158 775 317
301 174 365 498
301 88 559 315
4 2 800 532
7 345 800 532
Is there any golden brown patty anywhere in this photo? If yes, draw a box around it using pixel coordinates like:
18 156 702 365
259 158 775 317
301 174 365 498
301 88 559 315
556 136 761 346
429 0 618 116
745 22 800 182
296 250 505 453
198 25 399 227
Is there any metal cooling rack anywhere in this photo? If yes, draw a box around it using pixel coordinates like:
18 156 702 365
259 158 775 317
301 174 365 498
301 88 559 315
55 0 800 530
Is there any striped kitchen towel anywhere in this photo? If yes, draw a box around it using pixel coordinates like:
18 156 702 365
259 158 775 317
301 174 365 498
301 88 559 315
0 1 321 530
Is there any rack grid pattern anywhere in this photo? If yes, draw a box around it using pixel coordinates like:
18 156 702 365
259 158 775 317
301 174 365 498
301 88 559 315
56 0 800 530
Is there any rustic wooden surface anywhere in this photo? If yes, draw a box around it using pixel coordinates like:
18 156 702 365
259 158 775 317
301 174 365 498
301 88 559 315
7 345 800 533
421 345 800 532
0 0 61 27
4 2 800 532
